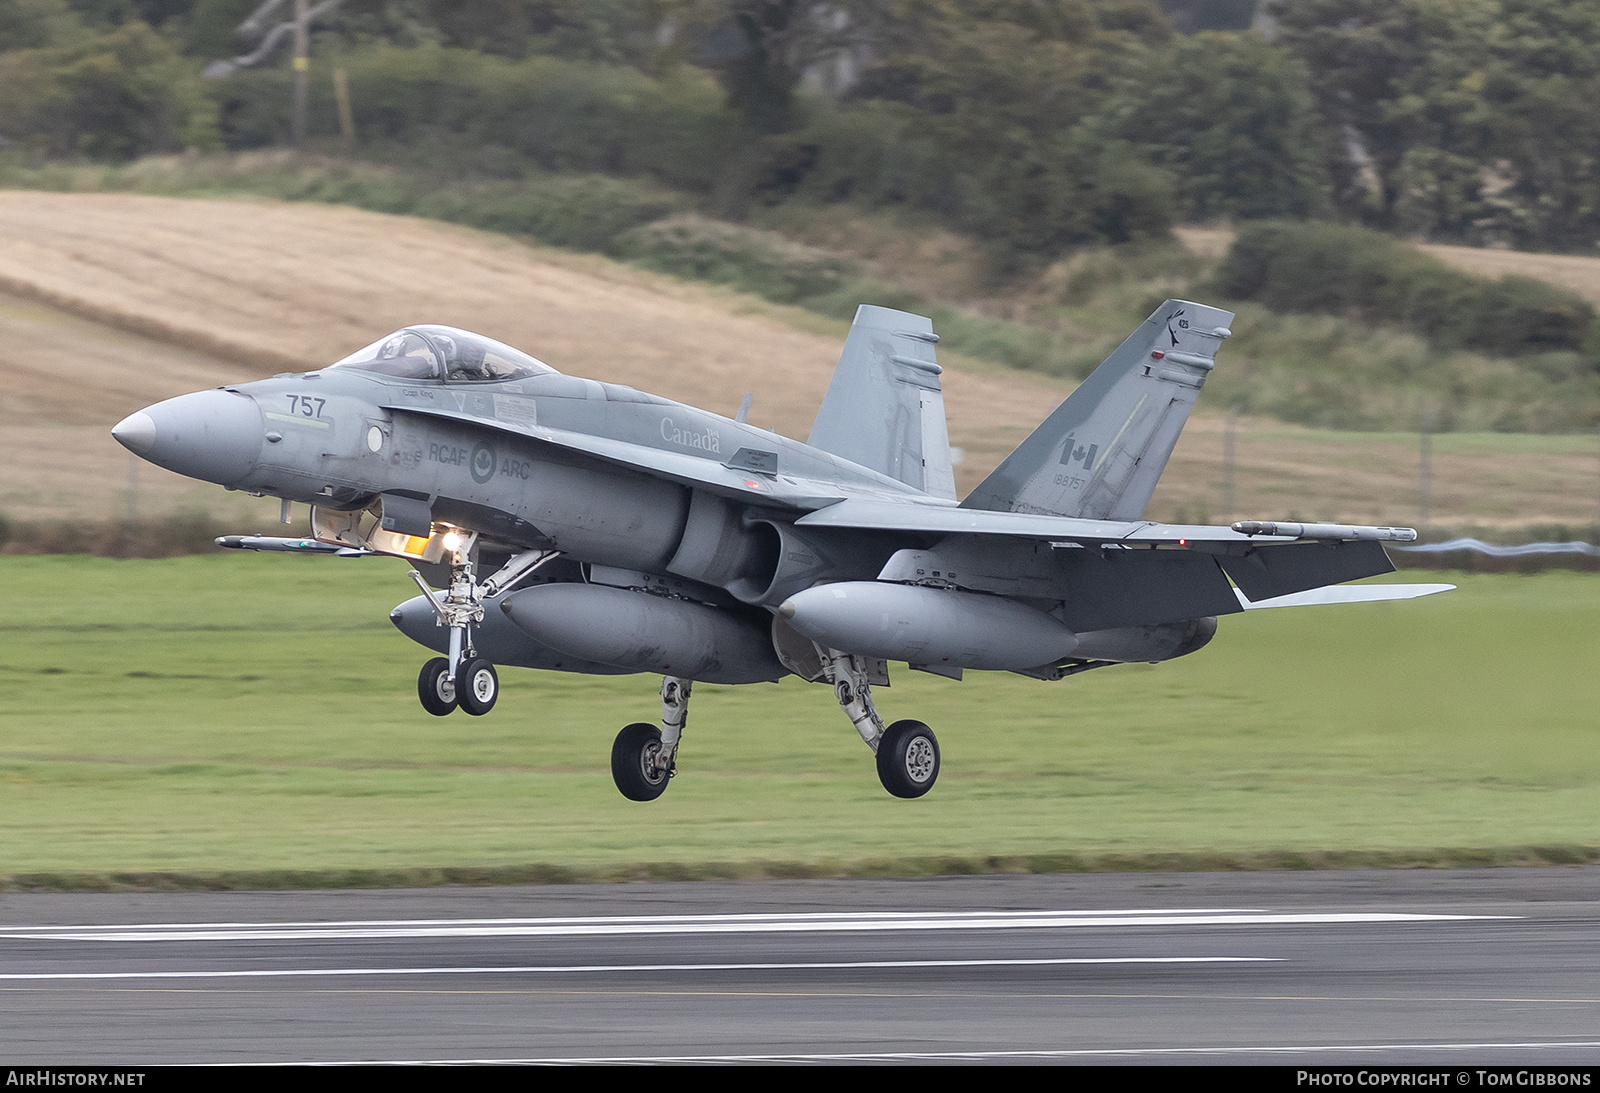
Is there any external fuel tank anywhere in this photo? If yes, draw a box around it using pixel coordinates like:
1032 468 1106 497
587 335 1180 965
500 583 786 684
778 582 1080 671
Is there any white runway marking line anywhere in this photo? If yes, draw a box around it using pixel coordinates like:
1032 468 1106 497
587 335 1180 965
0 956 1281 982
0 908 1511 944
283 1041 1600 1065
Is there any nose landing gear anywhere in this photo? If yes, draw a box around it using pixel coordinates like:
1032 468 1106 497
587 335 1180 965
409 543 554 717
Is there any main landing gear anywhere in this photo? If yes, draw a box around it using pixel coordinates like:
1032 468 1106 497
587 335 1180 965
609 658 940 803
411 541 553 718
611 677 690 801
819 649 940 799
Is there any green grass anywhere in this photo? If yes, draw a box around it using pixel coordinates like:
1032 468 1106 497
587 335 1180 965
1 555 1598 883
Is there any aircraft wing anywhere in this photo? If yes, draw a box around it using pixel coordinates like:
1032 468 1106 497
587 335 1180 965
795 499 1412 546
796 498 1151 540
797 498 1420 602
385 405 867 510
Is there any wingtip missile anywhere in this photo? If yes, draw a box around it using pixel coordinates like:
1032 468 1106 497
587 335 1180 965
1231 521 1418 543
216 535 345 554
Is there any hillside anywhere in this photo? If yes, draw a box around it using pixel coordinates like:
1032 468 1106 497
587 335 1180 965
0 192 1596 533
1178 226 1600 308
0 191 1068 523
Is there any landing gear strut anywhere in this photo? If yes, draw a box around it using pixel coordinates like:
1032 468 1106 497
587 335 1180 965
819 649 940 798
611 676 690 801
409 542 555 717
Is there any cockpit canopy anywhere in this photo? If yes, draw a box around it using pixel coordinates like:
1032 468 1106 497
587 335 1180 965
328 325 557 382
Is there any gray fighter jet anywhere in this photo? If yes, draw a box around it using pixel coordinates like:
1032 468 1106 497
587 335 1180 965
112 301 1448 800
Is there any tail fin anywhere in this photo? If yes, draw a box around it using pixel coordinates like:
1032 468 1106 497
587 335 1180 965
961 300 1232 520
808 305 957 500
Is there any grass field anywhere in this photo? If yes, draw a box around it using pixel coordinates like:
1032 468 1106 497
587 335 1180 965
1 555 1597 884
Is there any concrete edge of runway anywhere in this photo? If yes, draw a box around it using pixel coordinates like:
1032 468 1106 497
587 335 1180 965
5 844 1600 896
3 863 1599 926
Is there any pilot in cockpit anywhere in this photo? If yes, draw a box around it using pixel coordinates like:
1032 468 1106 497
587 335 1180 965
435 334 493 381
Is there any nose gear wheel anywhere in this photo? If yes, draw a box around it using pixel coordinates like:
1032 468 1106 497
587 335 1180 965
417 657 457 716
458 658 498 716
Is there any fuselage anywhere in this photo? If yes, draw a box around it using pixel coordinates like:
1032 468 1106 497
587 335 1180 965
115 348 930 590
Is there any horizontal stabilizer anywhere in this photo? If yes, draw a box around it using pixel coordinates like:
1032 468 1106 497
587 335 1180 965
1235 583 1455 610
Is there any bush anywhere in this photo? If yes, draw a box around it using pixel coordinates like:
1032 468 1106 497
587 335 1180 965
214 46 740 195
616 214 855 303
1214 221 1597 357
417 175 684 254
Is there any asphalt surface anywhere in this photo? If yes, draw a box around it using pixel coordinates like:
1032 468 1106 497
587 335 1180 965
2 868 1599 1065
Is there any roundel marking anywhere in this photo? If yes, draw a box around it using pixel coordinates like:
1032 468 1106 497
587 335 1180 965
470 443 496 484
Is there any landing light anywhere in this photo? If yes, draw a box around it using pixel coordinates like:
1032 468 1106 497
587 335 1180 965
442 530 466 552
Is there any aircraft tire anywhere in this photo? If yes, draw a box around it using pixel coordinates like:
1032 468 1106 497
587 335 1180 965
612 722 671 801
417 658 457 716
876 719 940 799
458 658 499 716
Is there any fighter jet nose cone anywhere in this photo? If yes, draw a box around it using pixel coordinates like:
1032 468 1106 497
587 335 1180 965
111 411 157 455
128 389 265 487
777 600 797 620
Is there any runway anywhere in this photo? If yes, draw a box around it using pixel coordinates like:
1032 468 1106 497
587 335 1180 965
2 868 1599 1065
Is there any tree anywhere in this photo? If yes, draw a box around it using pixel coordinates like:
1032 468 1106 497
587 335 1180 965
1271 0 1600 249
0 0 83 48
0 18 219 157
843 0 1176 257
685 0 896 134
1101 30 1329 220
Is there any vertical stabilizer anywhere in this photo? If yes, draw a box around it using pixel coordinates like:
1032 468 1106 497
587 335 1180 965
808 305 957 500
962 300 1232 520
